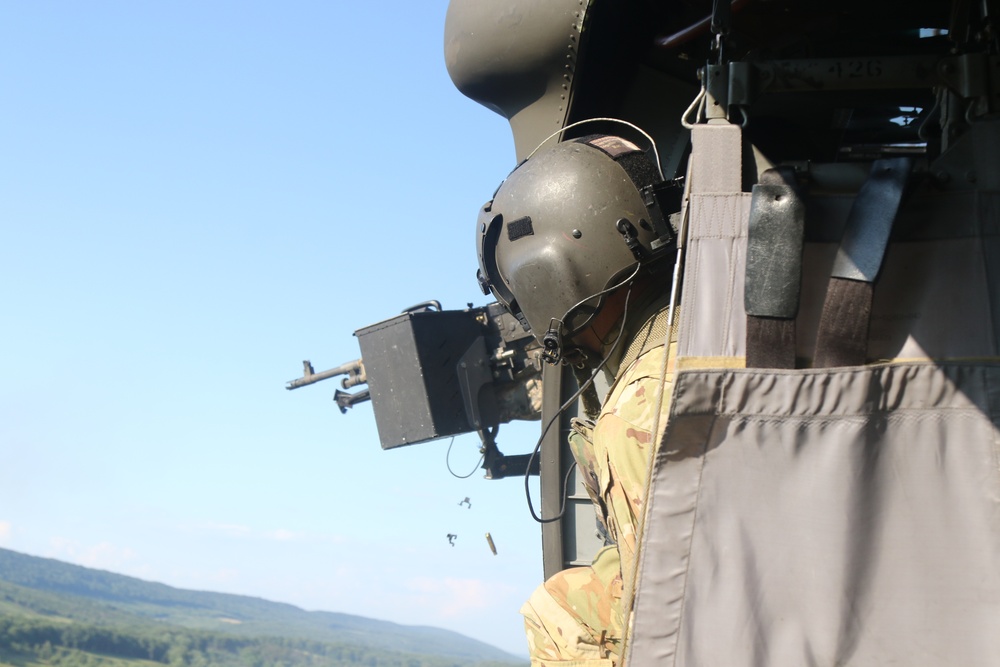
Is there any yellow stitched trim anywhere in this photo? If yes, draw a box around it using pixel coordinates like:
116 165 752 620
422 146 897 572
676 356 746 370
868 356 1000 364
676 356 1000 371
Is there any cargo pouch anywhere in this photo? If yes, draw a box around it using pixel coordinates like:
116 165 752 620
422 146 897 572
627 122 1000 666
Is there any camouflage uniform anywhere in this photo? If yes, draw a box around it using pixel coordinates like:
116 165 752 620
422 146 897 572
521 305 676 667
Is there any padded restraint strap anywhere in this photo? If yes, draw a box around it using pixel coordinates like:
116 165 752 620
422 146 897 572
813 157 913 368
744 167 805 369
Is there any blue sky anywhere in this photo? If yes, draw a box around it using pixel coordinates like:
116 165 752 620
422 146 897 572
0 2 545 657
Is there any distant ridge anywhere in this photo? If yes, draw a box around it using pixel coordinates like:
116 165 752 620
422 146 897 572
0 546 523 665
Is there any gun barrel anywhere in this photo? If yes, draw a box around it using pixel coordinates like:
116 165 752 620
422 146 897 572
286 359 363 390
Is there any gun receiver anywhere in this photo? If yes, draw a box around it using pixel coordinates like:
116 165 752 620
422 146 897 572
287 301 543 477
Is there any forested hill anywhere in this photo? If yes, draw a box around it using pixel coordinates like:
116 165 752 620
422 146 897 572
0 547 524 667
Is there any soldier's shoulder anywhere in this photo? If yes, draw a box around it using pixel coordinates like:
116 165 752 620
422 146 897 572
599 343 669 424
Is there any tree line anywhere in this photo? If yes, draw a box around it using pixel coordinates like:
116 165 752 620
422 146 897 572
0 615 517 667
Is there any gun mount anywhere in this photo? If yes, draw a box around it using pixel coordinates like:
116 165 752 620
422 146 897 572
286 300 543 479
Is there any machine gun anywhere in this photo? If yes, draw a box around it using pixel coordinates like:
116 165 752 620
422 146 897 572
286 300 544 479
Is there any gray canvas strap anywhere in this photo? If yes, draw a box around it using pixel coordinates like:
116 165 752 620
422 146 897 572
676 123 751 363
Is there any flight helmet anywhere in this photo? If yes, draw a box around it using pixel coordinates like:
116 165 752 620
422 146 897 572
476 134 676 363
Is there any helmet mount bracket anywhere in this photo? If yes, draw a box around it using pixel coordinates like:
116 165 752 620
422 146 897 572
616 218 649 261
541 323 563 364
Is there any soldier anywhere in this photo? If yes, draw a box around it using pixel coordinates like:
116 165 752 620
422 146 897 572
476 134 678 666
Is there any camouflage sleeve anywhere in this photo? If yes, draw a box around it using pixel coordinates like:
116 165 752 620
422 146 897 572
519 341 675 667
568 418 609 535
591 341 676 605
520 545 624 666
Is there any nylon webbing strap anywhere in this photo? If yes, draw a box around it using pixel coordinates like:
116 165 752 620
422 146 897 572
814 157 913 368
746 316 797 368
745 167 805 368
619 306 674 372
